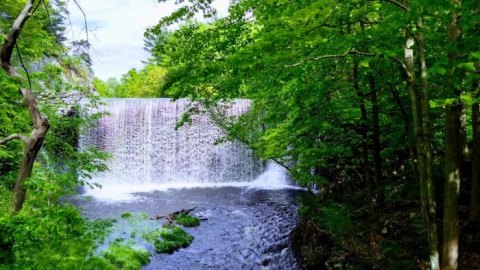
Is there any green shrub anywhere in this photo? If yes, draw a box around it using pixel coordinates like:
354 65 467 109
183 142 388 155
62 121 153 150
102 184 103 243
0 206 117 269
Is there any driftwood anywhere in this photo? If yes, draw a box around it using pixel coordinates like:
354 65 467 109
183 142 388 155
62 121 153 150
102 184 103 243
153 207 197 226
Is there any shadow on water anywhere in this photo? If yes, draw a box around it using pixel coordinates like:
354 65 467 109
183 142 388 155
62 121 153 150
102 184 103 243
75 187 304 269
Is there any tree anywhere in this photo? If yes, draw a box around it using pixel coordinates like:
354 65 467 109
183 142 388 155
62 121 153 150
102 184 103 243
0 0 50 214
149 0 480 267
94 65 167 98
442 1 463 268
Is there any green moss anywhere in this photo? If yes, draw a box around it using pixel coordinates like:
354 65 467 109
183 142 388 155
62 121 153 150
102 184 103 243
93 244 150 270
175 214 200 227
142 226 193 254
121 212 149 220
121 212 132 218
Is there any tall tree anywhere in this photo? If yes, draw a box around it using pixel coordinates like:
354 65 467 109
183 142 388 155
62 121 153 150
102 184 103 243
398 1 440 267
442 1 464 268
0 0 49 214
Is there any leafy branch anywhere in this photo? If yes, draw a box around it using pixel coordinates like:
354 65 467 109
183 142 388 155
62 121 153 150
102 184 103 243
284 50 376 68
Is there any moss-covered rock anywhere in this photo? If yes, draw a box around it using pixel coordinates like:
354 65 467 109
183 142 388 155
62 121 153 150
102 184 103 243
143 226 193 254
121 212 132 219
120 212 149 220
175 214 200 227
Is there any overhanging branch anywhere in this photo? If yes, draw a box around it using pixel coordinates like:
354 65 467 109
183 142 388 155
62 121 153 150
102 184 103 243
72 0 90 43
0 134 29 145
0 0 36 71
284 50 376 68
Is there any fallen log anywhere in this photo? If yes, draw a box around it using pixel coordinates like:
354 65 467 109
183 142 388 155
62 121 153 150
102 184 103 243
153 207 197 226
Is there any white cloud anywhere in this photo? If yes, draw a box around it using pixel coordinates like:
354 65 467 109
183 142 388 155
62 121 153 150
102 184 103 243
67 0 230 80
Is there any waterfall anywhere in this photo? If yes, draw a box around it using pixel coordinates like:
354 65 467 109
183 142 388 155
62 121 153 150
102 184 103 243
79 98 296 201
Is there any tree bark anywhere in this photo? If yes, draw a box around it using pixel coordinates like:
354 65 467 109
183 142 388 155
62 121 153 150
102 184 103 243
470 103 480 221
443 104 462 270
0 0 50 214
10 90 49 213
441 2 462 269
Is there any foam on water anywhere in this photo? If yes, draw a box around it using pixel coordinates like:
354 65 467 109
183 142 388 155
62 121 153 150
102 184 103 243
84 161 301 202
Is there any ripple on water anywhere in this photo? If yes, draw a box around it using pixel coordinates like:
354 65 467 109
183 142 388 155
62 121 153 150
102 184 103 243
75 187 304 269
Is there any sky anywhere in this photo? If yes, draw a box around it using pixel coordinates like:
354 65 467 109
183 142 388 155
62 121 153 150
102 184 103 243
67 0 230 80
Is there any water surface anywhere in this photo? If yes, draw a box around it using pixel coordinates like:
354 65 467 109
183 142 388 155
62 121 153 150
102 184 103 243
77 187 303 269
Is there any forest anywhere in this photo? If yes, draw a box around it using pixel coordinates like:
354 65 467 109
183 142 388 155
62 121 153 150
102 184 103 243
1 0 480 269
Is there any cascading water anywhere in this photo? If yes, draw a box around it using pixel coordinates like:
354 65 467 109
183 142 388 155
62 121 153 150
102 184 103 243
77 98 303 269
79 98 299 200
80 98 262 184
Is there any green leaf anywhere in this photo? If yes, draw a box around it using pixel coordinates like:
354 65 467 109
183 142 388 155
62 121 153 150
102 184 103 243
471 51 480 60
429 65 446 75
460 94 474 105
360 60 369 68
457 62 476 72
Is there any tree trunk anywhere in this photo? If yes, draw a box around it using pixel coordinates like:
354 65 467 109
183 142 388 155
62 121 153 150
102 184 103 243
441 3 462 268
0 0 50 214
470 103 480 221
443 104 462 270
369 74 383 206
10 90 49 213
403 9 440 268
416 18 440 269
